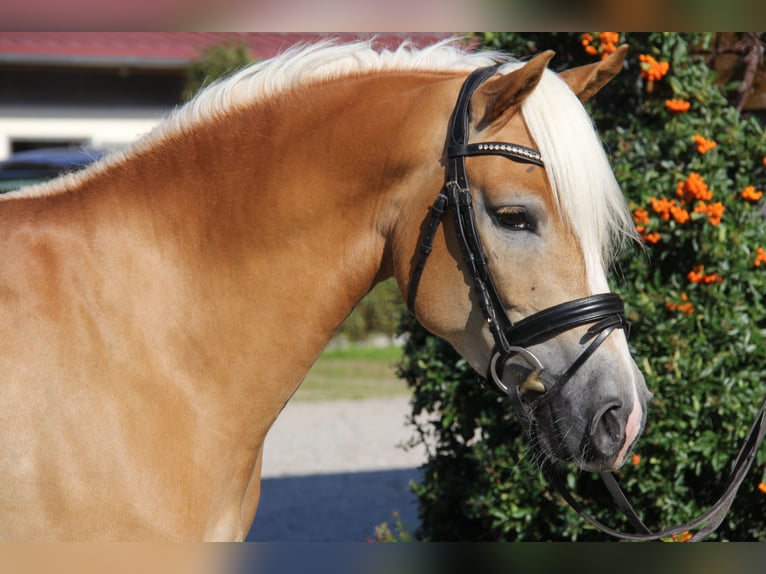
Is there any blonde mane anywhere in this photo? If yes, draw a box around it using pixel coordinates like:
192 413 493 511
1 39 497 201
3 39 635 275
173 38 500 132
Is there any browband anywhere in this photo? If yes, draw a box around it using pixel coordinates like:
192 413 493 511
447 142 544 167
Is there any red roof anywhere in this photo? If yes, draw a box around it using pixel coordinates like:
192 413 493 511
0 32 457 67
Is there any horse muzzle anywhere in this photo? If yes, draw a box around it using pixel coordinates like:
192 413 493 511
485 293 637 469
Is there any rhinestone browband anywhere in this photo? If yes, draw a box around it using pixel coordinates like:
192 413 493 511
447 142 544 167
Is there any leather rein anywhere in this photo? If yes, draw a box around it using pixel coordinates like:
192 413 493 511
407 65 766 541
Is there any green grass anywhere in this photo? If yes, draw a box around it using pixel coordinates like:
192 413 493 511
292 344 408 402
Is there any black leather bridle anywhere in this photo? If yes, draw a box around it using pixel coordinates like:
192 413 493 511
408 65 766 541
408 64 627 406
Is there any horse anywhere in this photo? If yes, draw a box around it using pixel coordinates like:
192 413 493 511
0 39 651 540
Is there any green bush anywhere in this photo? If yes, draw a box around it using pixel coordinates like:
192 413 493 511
398 32 766 541
182 41 254 102
339 279 404 342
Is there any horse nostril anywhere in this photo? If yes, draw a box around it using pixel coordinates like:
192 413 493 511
589 401 626 460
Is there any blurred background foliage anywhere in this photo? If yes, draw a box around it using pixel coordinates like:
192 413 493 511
182 41 254 102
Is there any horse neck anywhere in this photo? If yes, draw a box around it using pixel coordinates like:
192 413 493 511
166 71 454 355
16 71 453 407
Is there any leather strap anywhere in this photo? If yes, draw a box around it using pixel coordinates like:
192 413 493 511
504 293 626 349
545 389 765 541
407 189 449 311
407 65 500 313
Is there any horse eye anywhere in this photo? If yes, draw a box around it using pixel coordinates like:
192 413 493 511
496 208 535 231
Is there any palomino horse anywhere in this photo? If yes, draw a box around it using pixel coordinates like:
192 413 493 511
0 40 651 540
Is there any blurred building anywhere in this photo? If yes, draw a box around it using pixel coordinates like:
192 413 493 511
0 32 451 160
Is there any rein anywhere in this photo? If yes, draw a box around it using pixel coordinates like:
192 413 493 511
408 65 766 541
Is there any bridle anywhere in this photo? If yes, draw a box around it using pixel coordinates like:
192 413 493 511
408 65 766 541
408 64 627 414
408 65 627 403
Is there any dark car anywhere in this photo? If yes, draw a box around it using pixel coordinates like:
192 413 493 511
0 147 106 193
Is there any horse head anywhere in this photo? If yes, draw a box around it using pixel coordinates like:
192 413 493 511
403 46 652 472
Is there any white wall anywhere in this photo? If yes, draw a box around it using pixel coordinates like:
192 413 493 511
0 105 170 159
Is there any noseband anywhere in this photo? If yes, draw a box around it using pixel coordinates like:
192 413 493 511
408 65 766 542
407 64 627 406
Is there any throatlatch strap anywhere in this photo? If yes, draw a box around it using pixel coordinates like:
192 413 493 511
407 189 449 311
407 66 499 314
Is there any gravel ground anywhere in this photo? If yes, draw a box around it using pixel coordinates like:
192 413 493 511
246 396 428 541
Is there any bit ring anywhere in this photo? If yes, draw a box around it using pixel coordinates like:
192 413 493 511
489 346 546 396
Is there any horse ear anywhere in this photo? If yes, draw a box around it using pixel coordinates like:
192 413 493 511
474 50 555 129
558 45 628 103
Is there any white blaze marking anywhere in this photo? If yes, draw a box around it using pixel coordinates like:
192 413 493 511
616 376 643 464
